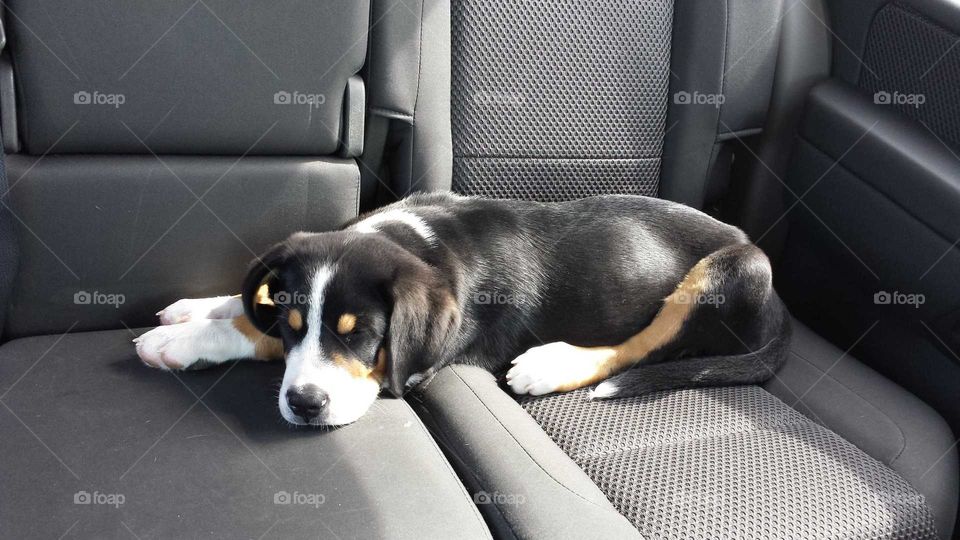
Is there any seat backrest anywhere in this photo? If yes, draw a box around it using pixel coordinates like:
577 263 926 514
449 0 673 202
378 0 789 210
0 0 370 338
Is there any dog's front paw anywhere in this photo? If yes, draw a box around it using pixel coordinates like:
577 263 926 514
156 296 241 325
506 342 605 396
134 322 212 370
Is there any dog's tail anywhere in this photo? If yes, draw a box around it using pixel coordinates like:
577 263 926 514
590 307 792 400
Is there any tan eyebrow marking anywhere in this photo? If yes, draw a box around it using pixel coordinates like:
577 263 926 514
337 313 357 334
255 283 274 305
288 308 303 331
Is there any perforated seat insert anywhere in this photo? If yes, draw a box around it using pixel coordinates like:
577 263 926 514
450 0 673 201
521 386 938 539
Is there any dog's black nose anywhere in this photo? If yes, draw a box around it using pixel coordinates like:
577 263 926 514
286 385 329 422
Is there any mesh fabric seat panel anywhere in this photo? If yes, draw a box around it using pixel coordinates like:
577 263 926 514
858 3 960 151
521 386 938 539
450 0 673 201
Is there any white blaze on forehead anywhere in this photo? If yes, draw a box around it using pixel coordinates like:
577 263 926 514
351 208 436 244
280 265 336 418
301 264 336 357
278 263 382 426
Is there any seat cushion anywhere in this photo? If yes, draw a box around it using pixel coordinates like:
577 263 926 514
411 365 643 539
416 318 954 539
519 320 957 539
0 329 490 539
764 320 958 537
522 386 937 539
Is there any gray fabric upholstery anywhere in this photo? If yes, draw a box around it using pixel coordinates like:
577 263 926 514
660 0 788 210
0 123 16 340
658 0 728 209
417 317 956 538
858 2 960 151
367 0 453 196
714 0 784 136
735 0 832 252
0 329 491 539
829 0 960 88
413 1 959 538
4 155 360 338
765 321 959 538
412 365 643 539
449 0 673 201
7 0 369 155
522 386 938 540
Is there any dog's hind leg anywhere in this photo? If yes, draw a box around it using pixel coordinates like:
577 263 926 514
590 313 790 399
508 244 789 397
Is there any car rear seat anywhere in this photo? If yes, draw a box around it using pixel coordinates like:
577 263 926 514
0 1 489 538
369 0 959 538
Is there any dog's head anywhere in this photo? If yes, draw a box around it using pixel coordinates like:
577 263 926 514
242 231 460 426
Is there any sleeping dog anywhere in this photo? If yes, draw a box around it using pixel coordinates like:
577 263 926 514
135 192 790 426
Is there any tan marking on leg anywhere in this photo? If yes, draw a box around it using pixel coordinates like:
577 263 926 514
232 316 284 360
288 308 303 331
371 348 387 384
336 313 357 334
551 256 712 392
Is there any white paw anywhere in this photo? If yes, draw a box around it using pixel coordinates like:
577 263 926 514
590 380 619 400
156 296 242 325
506 342 605 396
134 323 206 370
133 320 252 370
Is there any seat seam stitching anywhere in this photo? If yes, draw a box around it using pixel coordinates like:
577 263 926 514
409 395 519 539
410 0 426 126
786 348 908 465
404 398 493 536
370 107 414 121
446 366 629 514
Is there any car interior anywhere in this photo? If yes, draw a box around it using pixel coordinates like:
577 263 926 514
0 0 957 538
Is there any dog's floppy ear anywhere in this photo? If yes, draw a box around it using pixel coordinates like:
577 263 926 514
241 241 291 337
385 257 461 397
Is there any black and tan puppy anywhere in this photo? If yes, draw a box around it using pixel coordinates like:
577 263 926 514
135 193 790 426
